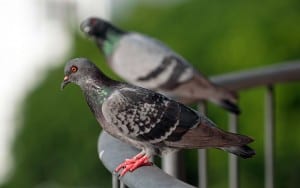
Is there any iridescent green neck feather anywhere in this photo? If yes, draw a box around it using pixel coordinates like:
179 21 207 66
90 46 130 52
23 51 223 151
94 86 112 104
85 85 112 108
103 31 122 57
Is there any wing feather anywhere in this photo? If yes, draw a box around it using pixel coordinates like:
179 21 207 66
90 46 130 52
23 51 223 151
102 87 181 143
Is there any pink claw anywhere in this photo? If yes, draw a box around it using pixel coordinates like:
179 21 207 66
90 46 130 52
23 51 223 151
128 156 152 171
115 153 153 176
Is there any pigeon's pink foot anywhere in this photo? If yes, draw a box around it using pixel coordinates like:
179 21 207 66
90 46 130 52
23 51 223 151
115 153 152 176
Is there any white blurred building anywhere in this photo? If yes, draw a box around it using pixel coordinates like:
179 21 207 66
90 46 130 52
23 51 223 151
0 0 111 183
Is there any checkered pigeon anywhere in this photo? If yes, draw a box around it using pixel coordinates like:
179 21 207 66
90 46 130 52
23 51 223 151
61 58 255 176
80 17 240 114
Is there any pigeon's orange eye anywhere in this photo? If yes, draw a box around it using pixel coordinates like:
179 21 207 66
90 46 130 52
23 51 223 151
71 66 78 73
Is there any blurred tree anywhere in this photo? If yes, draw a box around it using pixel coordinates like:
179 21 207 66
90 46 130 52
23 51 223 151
2 0 300 187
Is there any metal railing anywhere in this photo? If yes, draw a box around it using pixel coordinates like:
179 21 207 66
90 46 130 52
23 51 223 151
98 132 196 188
98 61 300 188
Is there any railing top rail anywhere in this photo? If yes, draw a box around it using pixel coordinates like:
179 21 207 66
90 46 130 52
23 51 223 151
211 61 300 91
98 131 196 188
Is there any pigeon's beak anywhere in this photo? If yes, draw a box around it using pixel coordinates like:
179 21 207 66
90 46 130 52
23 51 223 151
61 75 70 90
80 20 91 35
83 26 91 34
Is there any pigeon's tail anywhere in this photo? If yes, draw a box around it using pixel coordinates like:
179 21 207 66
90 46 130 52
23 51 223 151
164 117 255 157
215 98 240 115
220 145 256 159
209 86 240 115
162 74 240 114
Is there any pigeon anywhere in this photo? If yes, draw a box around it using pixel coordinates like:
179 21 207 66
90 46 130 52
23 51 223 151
61 58 255 176
80 17 240 114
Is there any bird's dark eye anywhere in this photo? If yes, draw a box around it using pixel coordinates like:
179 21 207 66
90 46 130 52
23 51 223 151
71 66 78 73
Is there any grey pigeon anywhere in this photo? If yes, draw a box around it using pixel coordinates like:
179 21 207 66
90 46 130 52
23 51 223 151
61 58 255 176
80 17 240 114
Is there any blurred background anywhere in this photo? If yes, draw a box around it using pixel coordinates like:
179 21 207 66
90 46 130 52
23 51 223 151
0 0 300 187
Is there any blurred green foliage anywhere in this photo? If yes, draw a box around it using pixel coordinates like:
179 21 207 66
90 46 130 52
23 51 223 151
2 0 300 187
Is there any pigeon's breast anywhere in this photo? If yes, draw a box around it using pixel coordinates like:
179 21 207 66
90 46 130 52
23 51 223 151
111 33 177 89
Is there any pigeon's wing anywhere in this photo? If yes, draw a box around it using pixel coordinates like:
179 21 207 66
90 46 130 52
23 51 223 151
102 86 201 144
137 55 207 90
102 86 252 148
151 55 239 114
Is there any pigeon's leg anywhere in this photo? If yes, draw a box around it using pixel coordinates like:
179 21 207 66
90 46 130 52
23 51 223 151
115 151 145 172
123 151 145 164
115 150 153 176
128 155 152 171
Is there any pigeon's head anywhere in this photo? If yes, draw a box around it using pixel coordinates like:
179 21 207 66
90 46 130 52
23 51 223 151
80 17 112 39
61 58 102 89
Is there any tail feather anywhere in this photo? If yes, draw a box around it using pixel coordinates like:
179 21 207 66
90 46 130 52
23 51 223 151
221 145 256 159
210 86 240 115
167 74 241 114
218 99 241 115
165 120 254 149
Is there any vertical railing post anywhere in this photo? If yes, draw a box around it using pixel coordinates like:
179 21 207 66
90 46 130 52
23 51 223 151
162 151 185 180
198 102 207 188
229 113 239 188
120 182 128 188
265 85 275 188
112 175 120 188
